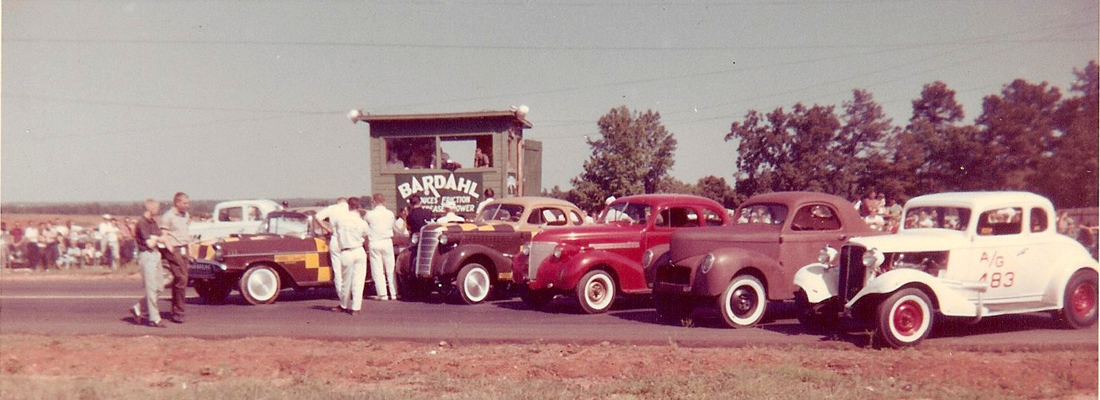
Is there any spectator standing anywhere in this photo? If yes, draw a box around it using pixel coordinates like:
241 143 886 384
103 218 121 270
316 197 352 312
1 222 10 269
406 196 434 237
160 192 192 324
23 222 40 270
365 194 398 301
131 198 168 328
331 197 370 315
437 200 464 224
43 222 60 270
119 218 136 265
475 188 496 215
97 215 114 263
473 147 491 167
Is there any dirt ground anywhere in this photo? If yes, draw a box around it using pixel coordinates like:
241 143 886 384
0 334 1095 400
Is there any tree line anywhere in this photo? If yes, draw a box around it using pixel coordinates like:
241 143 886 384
548 61 1099 213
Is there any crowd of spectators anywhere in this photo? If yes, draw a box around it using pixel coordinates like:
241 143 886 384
852 190 904 233
1 215 138 271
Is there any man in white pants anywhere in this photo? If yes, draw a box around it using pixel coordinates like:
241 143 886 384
331 197 370 315
130 199 168 327
364 193 397 300
316 197 352 312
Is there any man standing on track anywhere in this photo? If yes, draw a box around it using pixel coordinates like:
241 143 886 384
316 197 351 311
365 193 397 301
331 197 370 315
160 192 191 324
131 198 167 328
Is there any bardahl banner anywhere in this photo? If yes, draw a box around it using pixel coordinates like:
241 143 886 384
395 172 483 214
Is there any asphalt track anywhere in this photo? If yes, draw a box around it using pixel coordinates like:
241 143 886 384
1 278 1096 350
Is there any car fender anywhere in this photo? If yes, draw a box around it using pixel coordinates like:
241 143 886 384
1040 253 1100 306
847 268 981 317
695 248 781 298
557 249 645 292
645 244 671 288
793 263 838 304
396 248 413 277
438 244 513 279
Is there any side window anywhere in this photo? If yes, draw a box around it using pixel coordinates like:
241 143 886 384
657 207 700 228
790 205 841 231
1030 208 1048 233
569 211 584 225
977 207 1023 236
703 209 725 226
246 206 262 221
219 207 243 222
528 208 567 226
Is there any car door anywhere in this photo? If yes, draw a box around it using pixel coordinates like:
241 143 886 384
968 206 1035 304
779 203 850 298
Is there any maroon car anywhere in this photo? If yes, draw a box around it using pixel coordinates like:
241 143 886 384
512 194 729 314
652 192 883 328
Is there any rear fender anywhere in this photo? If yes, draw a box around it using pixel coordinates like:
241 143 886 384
644 244 671 288
1041 254 1099 306
793 263 838 304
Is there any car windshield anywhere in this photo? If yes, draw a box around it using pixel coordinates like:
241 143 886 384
477 204 524 223
903 206 971 231
261 214 310 235
600 202 652 225
735 204 788 226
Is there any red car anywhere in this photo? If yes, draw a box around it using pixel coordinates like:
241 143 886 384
512 194 730 313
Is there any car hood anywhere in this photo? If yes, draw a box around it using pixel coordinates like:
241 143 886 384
423 222 518 234
669 224 781 263
530 222 643 245
848 229 966 252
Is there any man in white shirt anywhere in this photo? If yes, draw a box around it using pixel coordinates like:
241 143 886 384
315 197 351 310
99 215 121 269
475 188 495 215
364 193 398 301
330 197 370 315
437 199 465 224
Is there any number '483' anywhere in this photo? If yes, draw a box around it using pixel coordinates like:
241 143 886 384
980 272 1015 288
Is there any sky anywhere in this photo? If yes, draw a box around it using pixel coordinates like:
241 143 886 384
2 0 1097 203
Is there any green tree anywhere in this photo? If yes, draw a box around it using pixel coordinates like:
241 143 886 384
694 175 738 208
836 89 895 199
726 103 842 198
1037 61 1099 207
571 106 677 212
976 79 1062 189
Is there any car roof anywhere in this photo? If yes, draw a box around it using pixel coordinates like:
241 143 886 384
906 191 1053 211
613 194 724 208
741 191 852 208
488 196 579 209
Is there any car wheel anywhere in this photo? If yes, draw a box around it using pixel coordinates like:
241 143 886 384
520 288 554 310
875 288 933 348
1060 270 1098 329
717 275 767 329
795 289 839 334
457 263 492 305
239 265 281 305
654 292 694 326
576 270 616 314
195 280 231 304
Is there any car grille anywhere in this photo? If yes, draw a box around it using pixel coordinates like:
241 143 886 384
656 264 691 286
527 241 557 281
837 245 867 304
415 228 442 277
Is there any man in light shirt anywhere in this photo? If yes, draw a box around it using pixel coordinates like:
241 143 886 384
437 199 465 224
475 188 495 215
330 197 370 315
160 192 191 324
315 197 351 311
365 193 397 301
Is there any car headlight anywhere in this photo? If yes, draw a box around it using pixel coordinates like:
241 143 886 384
817 245 837 265
553 245 564 259
699 254 715 274
213 244 223 261
641 250 654 268
439 234 449 246
863 248 885 270
520 245 530 255
411 234 419 245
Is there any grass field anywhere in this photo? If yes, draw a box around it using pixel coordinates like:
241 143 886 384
0 335 1095 400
